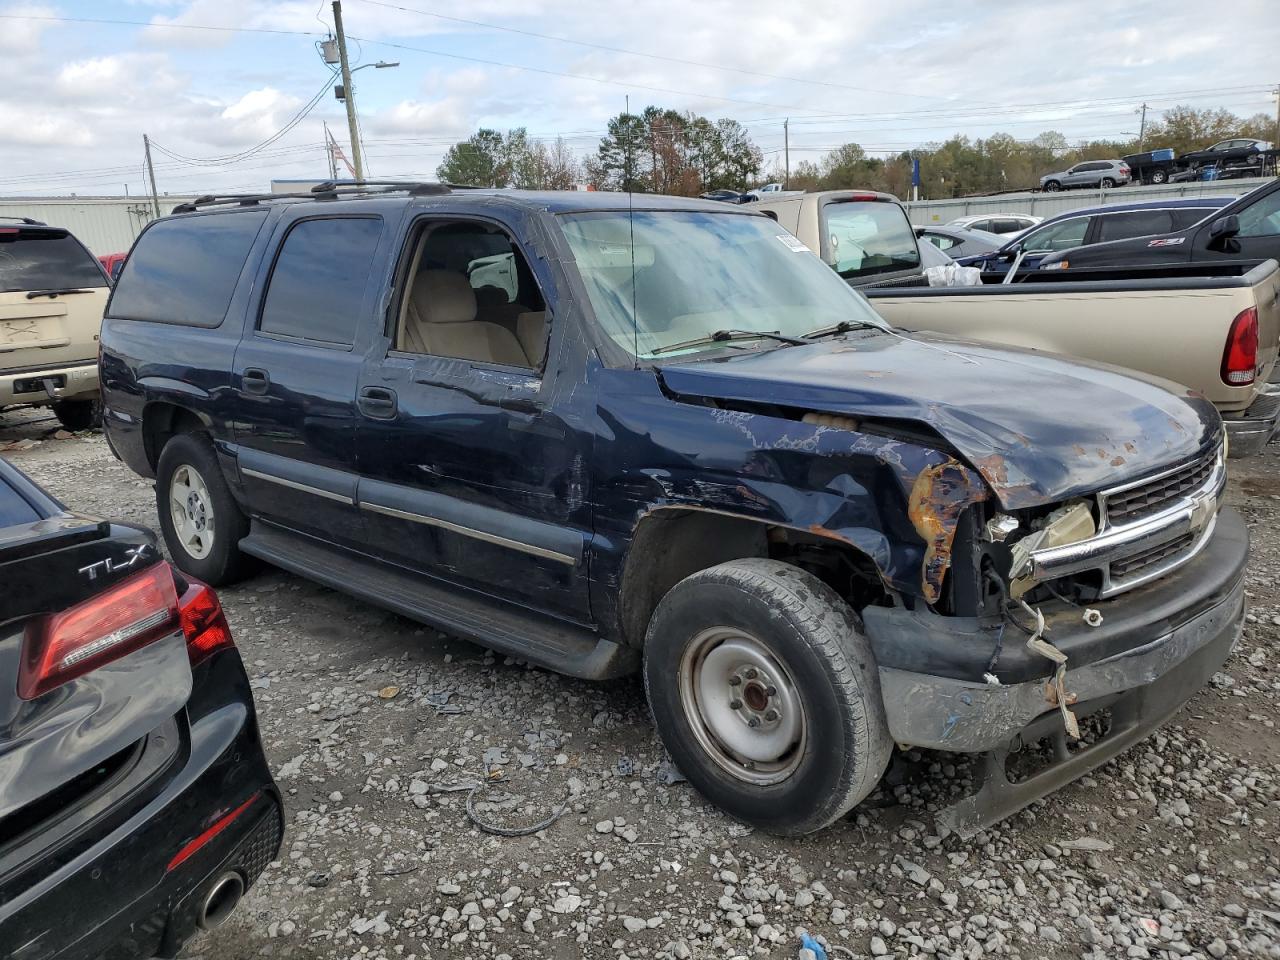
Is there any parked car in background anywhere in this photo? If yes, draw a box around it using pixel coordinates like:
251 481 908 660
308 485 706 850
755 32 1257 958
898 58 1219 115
99 251 128 280
752 189 926 287
1038 177 1280 273
0 456 281 960
699 189 744 203
102 184 1247 837
1040 159 1131 191
946 213 1042 234
1180 138 1273 168
914 225 1004 260
956 196 1234 276
0 218 109 430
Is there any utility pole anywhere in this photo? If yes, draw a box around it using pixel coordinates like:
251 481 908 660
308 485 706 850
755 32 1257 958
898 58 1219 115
143 134 160 218
324 122 337 179
1136 103 1149 151
783 118 790 188
331 1 363 181
1273 85 1280 149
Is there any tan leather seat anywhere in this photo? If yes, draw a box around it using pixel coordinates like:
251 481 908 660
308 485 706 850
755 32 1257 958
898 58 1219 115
403 270 530 366
516 311 548 367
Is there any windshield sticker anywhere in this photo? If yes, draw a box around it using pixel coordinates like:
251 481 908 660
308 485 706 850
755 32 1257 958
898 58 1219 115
776 234 811 253
1147 237 1186 247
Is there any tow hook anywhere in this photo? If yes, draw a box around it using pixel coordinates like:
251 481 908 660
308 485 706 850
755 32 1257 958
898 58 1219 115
1017 600 1080 739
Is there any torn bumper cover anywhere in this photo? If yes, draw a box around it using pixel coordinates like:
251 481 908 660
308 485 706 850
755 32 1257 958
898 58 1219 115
863 506 1247 754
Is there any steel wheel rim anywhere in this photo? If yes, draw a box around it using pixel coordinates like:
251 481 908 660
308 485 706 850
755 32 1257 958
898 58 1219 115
677 627 807 785
169 463 215 560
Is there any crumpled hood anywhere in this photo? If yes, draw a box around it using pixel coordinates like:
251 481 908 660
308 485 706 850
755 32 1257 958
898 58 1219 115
657 331 1221 509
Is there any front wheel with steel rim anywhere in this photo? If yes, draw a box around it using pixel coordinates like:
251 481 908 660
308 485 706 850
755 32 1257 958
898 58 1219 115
156 431 251 586
644 558 891 835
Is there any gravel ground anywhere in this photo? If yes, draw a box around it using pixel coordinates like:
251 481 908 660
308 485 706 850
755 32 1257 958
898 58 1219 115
4 407 1279 960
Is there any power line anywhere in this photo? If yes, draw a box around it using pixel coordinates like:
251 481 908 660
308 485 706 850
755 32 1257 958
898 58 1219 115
351 0 975 105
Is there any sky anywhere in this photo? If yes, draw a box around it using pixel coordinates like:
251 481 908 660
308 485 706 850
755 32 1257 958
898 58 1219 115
0 0 1276 198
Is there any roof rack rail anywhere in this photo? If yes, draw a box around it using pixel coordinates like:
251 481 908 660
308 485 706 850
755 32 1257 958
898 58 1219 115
170 181 455 214
0 216 47 226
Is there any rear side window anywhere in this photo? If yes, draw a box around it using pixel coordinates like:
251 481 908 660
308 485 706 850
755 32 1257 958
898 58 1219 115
1095 209 1174 242
109 211 267 327
1171 208 1214 230
258 217 382 346
0 230 106 294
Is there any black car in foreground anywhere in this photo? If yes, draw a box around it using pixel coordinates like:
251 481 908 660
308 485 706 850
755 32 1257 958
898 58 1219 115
0 457 281 960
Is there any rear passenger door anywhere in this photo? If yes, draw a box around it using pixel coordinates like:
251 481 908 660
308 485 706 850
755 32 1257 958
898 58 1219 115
354 212 594 623
231 214 387 548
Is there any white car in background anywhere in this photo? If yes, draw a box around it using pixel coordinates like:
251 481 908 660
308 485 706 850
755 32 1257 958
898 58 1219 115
946 213 1042 234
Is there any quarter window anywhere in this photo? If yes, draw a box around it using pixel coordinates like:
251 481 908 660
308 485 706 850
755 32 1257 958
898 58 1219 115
259 217 382 345
108 211 266 326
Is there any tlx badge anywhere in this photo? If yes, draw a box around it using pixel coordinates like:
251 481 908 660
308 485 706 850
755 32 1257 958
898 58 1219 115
79 544 151 581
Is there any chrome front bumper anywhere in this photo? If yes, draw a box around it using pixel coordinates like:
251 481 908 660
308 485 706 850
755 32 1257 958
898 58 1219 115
1029 444 1226 598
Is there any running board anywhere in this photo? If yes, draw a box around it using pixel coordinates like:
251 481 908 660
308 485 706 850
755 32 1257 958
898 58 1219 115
239 522 638 681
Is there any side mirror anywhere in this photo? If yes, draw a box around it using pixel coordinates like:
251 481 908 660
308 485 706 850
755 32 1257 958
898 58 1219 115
1208 214 1240 241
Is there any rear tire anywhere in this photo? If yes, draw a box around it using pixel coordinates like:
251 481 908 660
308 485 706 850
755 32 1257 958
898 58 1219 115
1100 177 1116 189
643 558 891 835
1043 180 1061 192
52 399 100 431
156 432 251 586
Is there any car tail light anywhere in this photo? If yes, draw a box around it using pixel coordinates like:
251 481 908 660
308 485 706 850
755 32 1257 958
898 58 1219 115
19 562 179 699
1221 306 1259 386
1119 163 1131 173
178 577 234 666
844 192 881 202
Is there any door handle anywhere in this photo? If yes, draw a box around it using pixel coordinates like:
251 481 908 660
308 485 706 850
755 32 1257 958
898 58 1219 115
358 386 398 419
242 367 270 395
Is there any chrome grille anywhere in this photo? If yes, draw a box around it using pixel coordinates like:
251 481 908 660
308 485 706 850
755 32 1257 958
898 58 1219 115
1105 452 1217 526
1109 532 1195 580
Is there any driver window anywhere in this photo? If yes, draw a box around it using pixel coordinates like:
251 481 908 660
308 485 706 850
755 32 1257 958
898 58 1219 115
1237 191 1280 238
394 221 549 369
1024 217 1089 252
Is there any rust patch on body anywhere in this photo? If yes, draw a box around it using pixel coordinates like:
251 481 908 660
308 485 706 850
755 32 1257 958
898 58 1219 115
907 458 990 604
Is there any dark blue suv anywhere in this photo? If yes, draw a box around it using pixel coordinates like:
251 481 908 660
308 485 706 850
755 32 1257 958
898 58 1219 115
100 184 1246 836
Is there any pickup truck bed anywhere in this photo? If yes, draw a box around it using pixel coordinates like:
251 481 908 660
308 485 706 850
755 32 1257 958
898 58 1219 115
867 259 1280 455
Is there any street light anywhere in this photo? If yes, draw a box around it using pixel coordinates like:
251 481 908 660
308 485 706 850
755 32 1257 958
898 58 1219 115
352 60 400 73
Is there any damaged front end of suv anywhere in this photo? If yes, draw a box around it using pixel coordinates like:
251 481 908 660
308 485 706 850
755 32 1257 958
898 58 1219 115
641 333 1246 837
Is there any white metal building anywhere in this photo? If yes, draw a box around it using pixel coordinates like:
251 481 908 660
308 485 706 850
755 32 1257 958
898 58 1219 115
0 196 195 255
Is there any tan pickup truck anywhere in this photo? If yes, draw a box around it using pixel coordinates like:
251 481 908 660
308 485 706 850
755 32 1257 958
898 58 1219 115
864 260 1280 456
1 219 109 430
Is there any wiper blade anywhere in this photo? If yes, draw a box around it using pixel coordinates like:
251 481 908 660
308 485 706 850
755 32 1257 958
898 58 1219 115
25 288 94 299
803 319 883 339
650 328 807 356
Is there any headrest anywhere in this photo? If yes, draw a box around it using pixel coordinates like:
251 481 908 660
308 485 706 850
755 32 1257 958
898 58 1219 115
413 270 476 325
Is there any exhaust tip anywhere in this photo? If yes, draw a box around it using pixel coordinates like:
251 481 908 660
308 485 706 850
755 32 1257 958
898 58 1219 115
198 872 245 931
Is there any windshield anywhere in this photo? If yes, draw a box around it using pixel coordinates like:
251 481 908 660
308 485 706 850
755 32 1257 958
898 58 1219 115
0 230 107 293
821 201 921 280
557 210 889 360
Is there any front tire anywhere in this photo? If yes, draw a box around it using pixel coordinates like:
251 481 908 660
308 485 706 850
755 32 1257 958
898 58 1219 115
1043 180 1061 192
1151 168 1168 184
643 559 891 835
156 432 251 585
52 399 100 431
